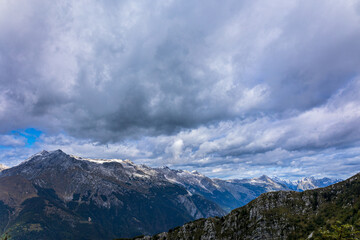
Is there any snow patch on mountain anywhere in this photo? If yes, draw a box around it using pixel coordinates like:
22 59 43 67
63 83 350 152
1 150 341 213
273 176 342 191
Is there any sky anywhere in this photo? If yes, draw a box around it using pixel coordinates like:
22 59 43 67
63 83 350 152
1 0 360 180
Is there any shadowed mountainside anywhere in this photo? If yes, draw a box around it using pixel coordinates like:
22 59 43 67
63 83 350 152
0 150 224 240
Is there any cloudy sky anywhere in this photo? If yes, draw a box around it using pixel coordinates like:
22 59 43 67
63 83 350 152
1 0 360 180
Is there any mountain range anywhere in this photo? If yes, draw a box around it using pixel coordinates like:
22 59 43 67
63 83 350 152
156 167 340 212
0 150 341 239
130 172 360 239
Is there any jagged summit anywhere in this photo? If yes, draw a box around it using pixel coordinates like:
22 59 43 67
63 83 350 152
39 149 49 155
23 149 67 162
21 149 129 169
257 174 270 179
254 174 274 182
272 175 342 191
36 149 65 156
18 149 73 169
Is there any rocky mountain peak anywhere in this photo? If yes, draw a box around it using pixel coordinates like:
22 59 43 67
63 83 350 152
35 149 66 157
256 175 272 181
272 176 342 191
26 149 68 162
0 150 80 181
25 149 72 166
39 150 49 155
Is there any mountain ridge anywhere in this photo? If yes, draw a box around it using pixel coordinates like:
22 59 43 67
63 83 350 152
0 150 340 213
0 150 225 239
129 172 360 240
0 150 342 239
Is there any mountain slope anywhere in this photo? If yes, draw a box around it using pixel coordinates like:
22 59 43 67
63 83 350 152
157 167 340 212
211 175 292 211
0 150 341 239
0 150 225 240
131 173 360 240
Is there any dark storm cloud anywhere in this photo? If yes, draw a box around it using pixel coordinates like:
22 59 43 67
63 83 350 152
1 0 360 178
1 0 248 140
1 0 358 141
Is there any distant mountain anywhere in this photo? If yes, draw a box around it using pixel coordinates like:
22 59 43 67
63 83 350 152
130 172 360 240
157 167 341 212
155 169 291 212
273 176 341 191
0 150 341 239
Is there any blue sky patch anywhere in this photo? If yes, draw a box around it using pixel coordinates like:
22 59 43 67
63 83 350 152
9 128 43 147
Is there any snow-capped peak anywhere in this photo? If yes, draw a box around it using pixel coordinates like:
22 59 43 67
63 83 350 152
71 155 125 164
0 164 8 171
272 176 341 191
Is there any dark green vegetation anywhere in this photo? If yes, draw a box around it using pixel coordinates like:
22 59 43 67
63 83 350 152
128 173 360 240
318 221 360 239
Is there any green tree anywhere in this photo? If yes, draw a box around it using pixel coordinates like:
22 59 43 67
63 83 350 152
0 233 10 240
317 221 360 240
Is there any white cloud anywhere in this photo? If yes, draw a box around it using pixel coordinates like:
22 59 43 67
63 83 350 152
0 135 26 147
1 0 360 179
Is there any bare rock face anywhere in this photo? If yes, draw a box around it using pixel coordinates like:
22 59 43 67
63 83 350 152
132 173 360 240
0 175 37 207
